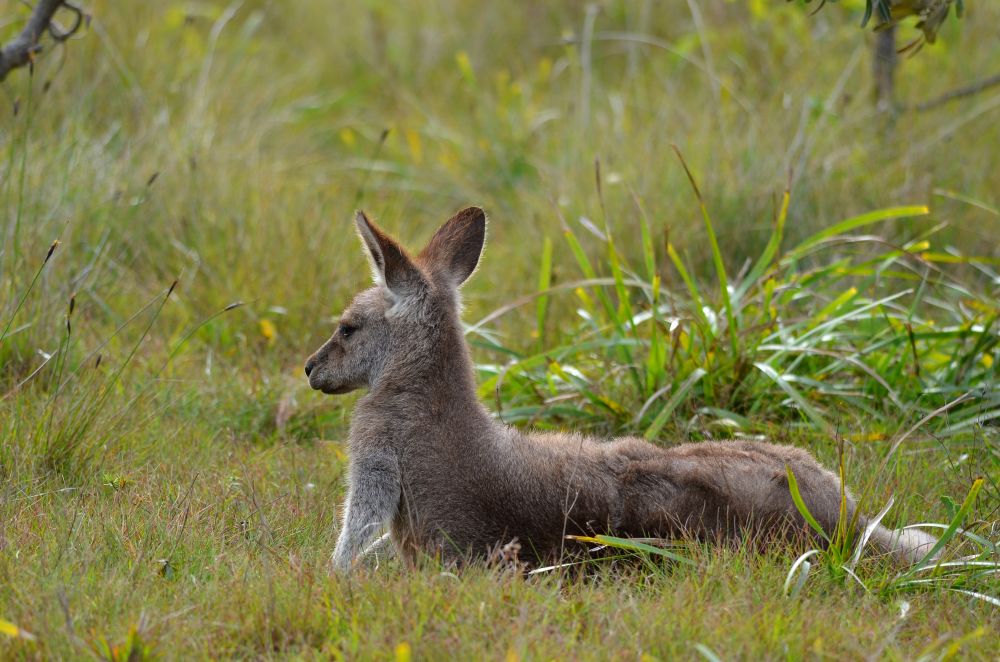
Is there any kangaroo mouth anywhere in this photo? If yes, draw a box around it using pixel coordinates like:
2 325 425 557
311 378 353 395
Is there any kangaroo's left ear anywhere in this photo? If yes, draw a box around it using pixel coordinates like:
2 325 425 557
418 207 487 288
355 210 425 298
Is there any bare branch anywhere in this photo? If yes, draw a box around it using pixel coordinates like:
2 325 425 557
0 0 70 81
48 1 85 43
914 72 1000 112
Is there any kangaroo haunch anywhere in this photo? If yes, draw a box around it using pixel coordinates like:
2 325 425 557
305 207 938 572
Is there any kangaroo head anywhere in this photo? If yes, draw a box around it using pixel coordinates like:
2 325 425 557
304 207 486 394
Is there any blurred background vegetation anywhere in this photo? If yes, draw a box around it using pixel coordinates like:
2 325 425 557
2 0 998 362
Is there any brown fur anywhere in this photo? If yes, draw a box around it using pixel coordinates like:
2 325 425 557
305 207 938 571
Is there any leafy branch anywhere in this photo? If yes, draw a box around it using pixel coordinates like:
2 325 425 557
795 0 964 44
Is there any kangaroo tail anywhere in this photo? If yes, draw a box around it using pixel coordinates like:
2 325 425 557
868 524 940 565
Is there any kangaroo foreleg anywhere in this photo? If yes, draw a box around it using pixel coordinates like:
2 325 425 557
332 453 401 572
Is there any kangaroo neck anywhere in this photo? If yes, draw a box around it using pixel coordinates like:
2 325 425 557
363 317 492 429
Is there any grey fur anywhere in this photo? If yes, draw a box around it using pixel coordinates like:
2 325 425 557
305 207 939 572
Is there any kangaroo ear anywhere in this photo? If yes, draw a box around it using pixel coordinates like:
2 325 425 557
355 211 423 297
419 207 486 288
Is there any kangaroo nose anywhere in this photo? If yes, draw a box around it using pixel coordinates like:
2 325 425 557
304 358 316 377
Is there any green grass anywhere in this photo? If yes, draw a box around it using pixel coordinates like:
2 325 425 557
2 0 999 658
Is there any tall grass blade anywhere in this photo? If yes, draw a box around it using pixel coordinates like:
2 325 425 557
949 590 1000 608
0 240 58 346
666 243 711 331
785 206 930 261
634 195 657 282
567 534 695 566
900 478 984 576
847 496 895 571
536 237 553 351
693 643 725 662
672 146 738 356
755 363 831 432
643 368 706 439
784 549 821 598
734 188 789 302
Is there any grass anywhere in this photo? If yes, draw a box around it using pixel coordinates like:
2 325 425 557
1 0 999 658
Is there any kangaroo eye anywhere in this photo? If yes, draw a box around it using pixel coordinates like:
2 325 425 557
338 323 357 339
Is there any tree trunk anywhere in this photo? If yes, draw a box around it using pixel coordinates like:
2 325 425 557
873 25 897 112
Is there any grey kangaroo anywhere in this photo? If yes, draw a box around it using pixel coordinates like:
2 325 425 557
304 207 938 572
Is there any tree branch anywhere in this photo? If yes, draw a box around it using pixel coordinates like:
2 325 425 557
914 72 1000 112
0 0 67 82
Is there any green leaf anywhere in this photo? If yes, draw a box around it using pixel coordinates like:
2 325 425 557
785 466 829 542
0 618 37 641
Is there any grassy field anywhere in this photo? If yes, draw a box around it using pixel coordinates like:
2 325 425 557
2 0 999 658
